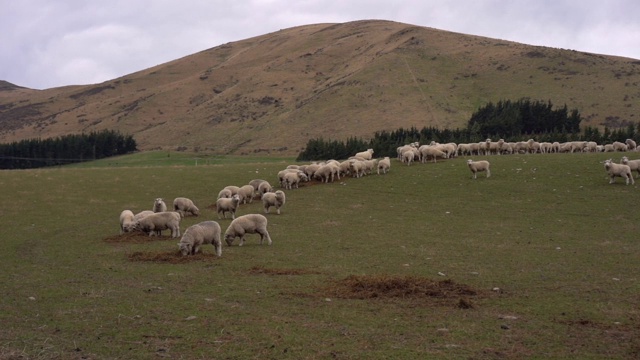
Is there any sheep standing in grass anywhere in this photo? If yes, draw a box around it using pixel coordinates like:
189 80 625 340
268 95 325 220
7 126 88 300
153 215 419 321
217 188 233 199
621 156 640 178
238 184 256 204
216 194 241 219
224 214 272 246
133 210 154 222
178 221 222 257
153 198 167 213
355 148 374 160
262 190 286 214
604 159 634 185
626 139 637 151
377 157 391 174
173 197 200 217
257 181 274 198
467 159 491 179
283 171 308 189
119 210 135 234
133 211 181 237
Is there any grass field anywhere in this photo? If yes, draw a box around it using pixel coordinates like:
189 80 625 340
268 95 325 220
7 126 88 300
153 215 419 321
1 152 639 359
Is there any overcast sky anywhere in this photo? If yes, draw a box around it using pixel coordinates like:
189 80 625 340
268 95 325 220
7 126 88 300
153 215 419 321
2 0 639 90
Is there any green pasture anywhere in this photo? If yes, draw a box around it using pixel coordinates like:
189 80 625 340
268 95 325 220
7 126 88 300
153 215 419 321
0 152 638 359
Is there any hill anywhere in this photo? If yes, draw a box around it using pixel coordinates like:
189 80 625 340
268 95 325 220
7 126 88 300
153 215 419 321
1 20 639 155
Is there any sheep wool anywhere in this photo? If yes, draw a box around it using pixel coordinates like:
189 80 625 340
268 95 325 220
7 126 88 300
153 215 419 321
467 159 491 179
173 197 200 217
119 210 135 234
224 214 272 246
216 194 241 219
262 190 286 214
604 159 634 185
153 198 167 213
178 221 222 257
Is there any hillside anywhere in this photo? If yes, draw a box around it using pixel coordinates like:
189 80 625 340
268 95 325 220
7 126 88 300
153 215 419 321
1 20 639 155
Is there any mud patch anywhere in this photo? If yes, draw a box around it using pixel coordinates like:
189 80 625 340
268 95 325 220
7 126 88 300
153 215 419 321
323 275 483 308
127 250 218 264
248 265 321 275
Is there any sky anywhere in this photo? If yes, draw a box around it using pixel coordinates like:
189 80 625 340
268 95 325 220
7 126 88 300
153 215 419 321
2 0 639 90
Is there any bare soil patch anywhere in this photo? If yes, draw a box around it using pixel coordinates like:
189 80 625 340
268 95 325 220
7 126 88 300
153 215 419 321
248 265 322 275
103 232 173 244
323 275 484 308
127 250 218 264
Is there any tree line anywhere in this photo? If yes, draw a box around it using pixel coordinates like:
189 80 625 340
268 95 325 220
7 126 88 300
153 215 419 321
0 130 137 169
297 98 638 161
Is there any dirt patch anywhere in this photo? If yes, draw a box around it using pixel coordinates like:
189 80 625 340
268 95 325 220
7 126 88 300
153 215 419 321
103 232 174 244
557 317 640 357
127 250 218 264
248 265 321 276
322 275 483 308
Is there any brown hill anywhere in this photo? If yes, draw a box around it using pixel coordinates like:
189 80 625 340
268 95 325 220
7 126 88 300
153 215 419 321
1 20 639 155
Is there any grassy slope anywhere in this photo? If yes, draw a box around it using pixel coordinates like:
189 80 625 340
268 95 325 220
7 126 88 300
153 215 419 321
0 152 639 359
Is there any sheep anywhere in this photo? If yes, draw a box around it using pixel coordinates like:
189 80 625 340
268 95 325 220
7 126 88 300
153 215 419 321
216 194 241 219
178 221 222 257
257 181 274 198
613 141 628 152
419 145 446 163
377 157 391 174
621 156 640 178
132 211 181 238
262 190 286 214
626 139 637 151
467 159 491 179
249 179 268 199
223 185 241 196
153 198 167 213
133 210 154 222
350 159 366 178
314 163 339 183
354 148 374 160
224 214 272 246
604 159 634 185
401 149 415 166
173 197 200 218
237 184 256 204
217 188 233 199
283 171 308 189
119 210 135 234
277 168 303 188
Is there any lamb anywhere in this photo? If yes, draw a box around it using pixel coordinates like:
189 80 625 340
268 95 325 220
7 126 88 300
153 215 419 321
173 197 200 217
262 190 286 214
354 148 374 160
467 159 491 179
153 198 167 213
132 211 181 238
604 159 634 185
377 157 391 174
224 214 272 246
216 194 241 219
621 156 640 178
237 184 256 204
119 210 135 234
178 221 222 257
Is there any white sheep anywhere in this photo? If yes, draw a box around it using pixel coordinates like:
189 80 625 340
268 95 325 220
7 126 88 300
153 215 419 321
216 194 241 219
153 198 167 213
467 159 491 179
119 210 135 234
262 190 286 214
237 184 256 204
173 197 200 217
621 156 640 178
257 181 274 198
377 157 391 174
223 185 241 196
217 188 233 199
224 214 272 246
283 171 308 189
625 139 637 151
133 210 154 222
604 159 634 185
354 148 374 160
132 211 181 237
178 221 222 257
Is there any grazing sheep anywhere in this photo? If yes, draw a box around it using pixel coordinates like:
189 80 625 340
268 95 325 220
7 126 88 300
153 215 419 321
224 214 272 246
153 198 167 213
419 145 446 163
119 210 135 234
354 148 374 160
178 221 222 257
283 171 308 189
262 190 286 214
237 184 256 204
314 163 339 183
133 211 181 238
216 194 241 219
133 210 154 222
217 188 233 199
377 157 391 174
223 185 241 196
304 163 321 180
173 197 200 217
257 181 274 198
467 159 491 179
604 159 634 185
621 156 640 178
626 139 637 151
350 159 366 178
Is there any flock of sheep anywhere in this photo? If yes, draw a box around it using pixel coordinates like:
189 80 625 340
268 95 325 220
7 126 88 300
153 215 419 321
117 136 640 257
